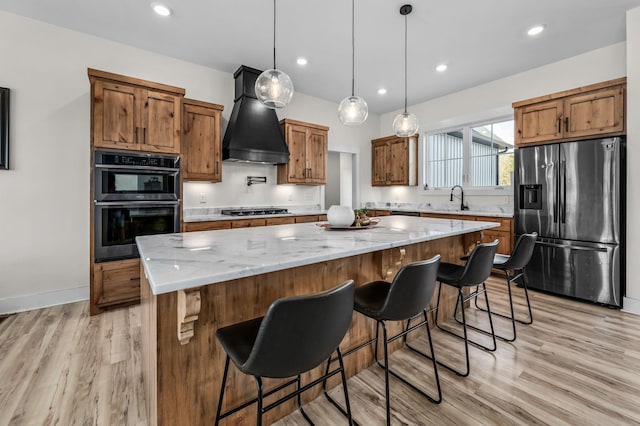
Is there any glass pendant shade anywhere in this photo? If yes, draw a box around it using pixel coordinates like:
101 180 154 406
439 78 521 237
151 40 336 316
255 68 294 109
393 111 419 137
338 95 368 125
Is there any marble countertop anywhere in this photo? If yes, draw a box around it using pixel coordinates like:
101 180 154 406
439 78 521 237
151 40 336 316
364 202 513 218
137 216 500 295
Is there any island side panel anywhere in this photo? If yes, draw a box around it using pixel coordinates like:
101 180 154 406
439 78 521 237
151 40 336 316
145 232 478 426
140 266 158 426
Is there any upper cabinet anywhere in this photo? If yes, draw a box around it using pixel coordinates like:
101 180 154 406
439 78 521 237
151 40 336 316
371 135 417 186
88 68 184 154
277 119 329 185
182 98 224 182
513 78 625 147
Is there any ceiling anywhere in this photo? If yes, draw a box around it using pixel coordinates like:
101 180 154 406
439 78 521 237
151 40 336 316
2 0 640 114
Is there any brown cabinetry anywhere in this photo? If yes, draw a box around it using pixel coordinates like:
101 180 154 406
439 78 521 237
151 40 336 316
277 119 329 185
89 68 184 154
92 258 140 312
419 212 513 255
182 221 232 232
371 135 417 186
514 78 625 147
182 99 224 181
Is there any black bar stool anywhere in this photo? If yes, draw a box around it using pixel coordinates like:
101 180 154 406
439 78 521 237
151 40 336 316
342 255 442 426
474 232 538 342
434 240 499 377
214 280 355 426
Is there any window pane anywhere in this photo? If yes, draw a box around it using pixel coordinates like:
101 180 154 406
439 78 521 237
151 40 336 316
470 120 514 187
427 130 463 188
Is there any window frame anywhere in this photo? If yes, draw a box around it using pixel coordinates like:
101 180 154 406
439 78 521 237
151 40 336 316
422 115 514 194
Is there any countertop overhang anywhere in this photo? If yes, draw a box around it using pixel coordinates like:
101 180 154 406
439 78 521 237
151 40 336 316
137 216 499 295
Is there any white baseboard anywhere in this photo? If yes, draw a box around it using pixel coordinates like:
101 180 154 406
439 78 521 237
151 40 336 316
622 297 640 316
0 286 89 315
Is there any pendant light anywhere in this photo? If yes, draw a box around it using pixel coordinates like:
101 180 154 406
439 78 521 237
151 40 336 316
255 0 294 109
393 4 419 137
338 0 368 125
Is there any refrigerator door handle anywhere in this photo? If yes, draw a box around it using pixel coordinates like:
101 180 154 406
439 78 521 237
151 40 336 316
538 241 608 252
553 161 559 224
561 159 567 224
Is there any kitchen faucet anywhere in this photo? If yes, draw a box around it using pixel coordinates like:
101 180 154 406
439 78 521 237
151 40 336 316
450 185 468 210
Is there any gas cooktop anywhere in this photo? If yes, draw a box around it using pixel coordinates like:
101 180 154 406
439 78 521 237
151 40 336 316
221 208 290 216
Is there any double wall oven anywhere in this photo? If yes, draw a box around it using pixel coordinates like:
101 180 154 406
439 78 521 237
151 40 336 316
94 150 180 262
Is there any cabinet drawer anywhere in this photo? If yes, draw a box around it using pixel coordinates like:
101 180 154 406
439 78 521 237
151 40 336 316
183 221 232 232
295 215 319 223
371 210 391 217
266 217 296 226
93 258 140 307
231 219 267 228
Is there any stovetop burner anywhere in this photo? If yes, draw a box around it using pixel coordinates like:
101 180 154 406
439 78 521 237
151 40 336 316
221 208 290 216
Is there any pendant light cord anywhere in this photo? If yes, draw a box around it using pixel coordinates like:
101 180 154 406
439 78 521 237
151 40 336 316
404 12 408 114
351 0 355 97
273 0 277 69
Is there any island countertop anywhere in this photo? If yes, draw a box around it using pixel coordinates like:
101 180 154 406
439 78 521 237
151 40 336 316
137 215 499 295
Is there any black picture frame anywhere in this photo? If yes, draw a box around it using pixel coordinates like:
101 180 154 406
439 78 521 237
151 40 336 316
0 87 9 170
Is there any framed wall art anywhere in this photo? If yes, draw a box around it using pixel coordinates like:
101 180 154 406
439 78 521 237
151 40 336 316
0 87 9 170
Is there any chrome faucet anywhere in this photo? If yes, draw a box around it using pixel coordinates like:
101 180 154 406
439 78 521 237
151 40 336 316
450 185 468 210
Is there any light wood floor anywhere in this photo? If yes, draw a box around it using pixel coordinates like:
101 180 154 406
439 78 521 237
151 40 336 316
2 277 640 425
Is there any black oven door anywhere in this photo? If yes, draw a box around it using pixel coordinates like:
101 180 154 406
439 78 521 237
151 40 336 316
94 165 179 202
94 201 180 262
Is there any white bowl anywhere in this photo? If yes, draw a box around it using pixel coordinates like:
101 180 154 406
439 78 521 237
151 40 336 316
327 205 355 227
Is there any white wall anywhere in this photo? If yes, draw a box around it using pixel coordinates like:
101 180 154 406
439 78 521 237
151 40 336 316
360 43 627 209
0 10 380 311
626 7 640 312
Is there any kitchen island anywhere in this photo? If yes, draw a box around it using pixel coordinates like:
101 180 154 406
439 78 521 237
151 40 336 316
138 216 499 425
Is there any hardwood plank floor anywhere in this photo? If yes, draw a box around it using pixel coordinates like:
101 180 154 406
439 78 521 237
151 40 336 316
2 277 640 425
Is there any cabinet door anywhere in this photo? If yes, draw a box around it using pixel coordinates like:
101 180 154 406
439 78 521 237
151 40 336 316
515 100 563 146
388 138 409 185
183 103 222 181
92 80 140 150
231 219 267 228
307 128 327 183
371 141 389 186
141 90 181 154
564 86 625 139
480 230 511 255
286 124 309 183
294 215 319 223
266 217 296 226
93 258 140 308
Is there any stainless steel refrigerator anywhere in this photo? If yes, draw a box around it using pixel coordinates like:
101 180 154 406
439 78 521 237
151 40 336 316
514 137 625 307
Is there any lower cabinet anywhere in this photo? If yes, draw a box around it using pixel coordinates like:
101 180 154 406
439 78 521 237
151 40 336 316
182 220 232 232
92 258 140 314
231 219 267 228
420 212 514 255
266 217 296 225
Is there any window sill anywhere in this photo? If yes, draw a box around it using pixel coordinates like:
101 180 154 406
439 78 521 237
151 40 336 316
423 187 514 196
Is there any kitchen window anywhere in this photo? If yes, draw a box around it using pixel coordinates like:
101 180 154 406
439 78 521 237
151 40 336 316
425 119 514 190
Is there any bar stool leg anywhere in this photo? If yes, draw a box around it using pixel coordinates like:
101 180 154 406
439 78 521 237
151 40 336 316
519 269 534 324
255 376 263 426
381 321 391 426
215 355 231 426
336 348 355 426
434 286 471 377
295 375 313 424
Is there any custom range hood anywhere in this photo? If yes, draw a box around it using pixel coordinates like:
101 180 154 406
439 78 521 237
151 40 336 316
222 66 290 164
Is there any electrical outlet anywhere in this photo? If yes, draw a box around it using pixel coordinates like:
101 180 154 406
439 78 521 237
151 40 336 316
503 196 509 204
199 193 206 204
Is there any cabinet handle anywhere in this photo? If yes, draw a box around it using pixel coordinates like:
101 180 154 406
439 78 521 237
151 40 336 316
557 118 561 133
135 127 139 143
143 128 147 144
214 161 218 175
564 117 569 132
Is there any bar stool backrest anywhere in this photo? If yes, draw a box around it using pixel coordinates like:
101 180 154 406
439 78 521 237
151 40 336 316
241 280 355 379
457 240 499 286
500 232 538 270
380 255 441 321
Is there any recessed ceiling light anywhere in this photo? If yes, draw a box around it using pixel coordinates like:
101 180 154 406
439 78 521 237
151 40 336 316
527 25 545 36
377 88 387 95
435 64 448 72
151 2 172 16
296 57 308 66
